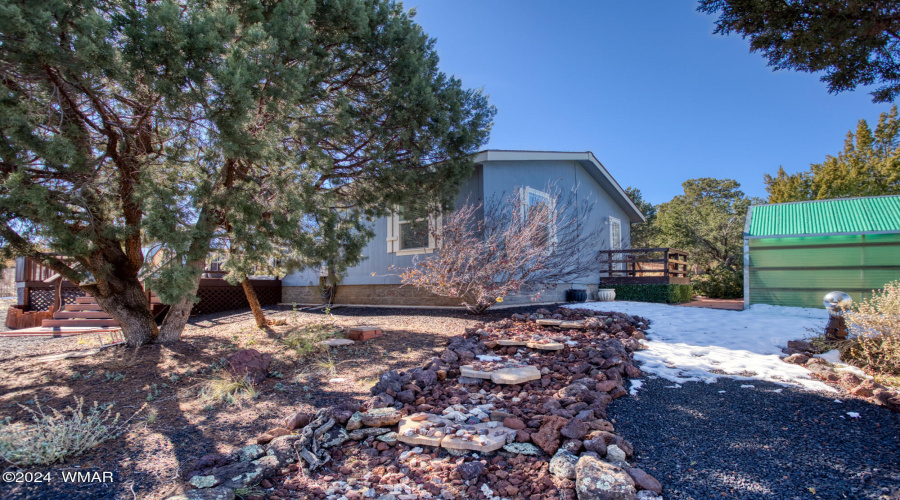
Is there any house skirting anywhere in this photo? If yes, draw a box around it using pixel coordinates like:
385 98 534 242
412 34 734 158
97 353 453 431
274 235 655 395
282 284 599 307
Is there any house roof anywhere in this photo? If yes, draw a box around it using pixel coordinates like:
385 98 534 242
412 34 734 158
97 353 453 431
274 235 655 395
471 150 646 223
745 194 900 238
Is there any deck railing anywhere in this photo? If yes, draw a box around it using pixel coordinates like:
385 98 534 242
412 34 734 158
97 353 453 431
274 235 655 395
599 248 690 285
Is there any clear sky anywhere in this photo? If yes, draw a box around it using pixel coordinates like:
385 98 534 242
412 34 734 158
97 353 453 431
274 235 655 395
406 1 894 205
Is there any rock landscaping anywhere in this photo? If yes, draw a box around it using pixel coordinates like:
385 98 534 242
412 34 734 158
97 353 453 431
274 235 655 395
175 307 662 500
781 339 900 412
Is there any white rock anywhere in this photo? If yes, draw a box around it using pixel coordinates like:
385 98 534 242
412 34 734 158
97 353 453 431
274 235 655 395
606 444 627 462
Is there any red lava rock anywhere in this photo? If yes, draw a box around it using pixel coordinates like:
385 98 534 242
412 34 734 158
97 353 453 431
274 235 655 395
595 379 617 392
504 417 526 430
283 411 312 430
560 418 589 440
516 430 532 443
532 415 568 454
260 479 273 489
226 348 272 385
376 442 389 451
784 353 810 365
626 467 662 494
839 372 863 388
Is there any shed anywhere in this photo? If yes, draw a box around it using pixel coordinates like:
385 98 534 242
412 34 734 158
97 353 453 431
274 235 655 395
743 195 900 309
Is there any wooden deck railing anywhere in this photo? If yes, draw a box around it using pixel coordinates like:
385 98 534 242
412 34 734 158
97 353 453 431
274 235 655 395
599 248 690 285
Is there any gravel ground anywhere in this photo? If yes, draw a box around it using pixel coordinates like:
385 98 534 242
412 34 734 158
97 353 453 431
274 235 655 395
610 376 900 500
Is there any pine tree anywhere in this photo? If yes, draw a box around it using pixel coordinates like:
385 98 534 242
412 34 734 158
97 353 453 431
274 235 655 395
765 106 900 202
624 187 657 248
0 0 495 347
699 0 900 102
656 178 760 271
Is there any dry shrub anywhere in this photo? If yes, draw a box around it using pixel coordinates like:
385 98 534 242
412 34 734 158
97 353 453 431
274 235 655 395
843 280 900 374
198 373 258 406
0 397 141 466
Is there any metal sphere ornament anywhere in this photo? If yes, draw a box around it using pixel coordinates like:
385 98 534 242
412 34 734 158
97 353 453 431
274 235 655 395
823 291 852 316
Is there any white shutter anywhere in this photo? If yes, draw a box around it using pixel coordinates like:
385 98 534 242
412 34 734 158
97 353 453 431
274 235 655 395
386 212 398 253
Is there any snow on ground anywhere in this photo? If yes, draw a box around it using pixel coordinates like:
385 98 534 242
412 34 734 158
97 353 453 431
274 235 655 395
566 301 837 392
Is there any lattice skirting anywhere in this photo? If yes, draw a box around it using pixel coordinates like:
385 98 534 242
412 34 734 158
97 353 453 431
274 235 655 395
191 285 282 316
26 287 87 312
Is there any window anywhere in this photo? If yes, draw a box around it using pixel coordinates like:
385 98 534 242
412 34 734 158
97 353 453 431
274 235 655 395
521 187 557 250
608 216 622 250
386 205 441 255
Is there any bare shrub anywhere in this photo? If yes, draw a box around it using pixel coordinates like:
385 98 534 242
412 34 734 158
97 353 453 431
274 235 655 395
843 280 900 374
0 397 142 466
399 185 602 314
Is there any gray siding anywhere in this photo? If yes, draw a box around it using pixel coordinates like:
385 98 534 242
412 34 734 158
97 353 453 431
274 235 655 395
284 160 631 289
283 166 484 287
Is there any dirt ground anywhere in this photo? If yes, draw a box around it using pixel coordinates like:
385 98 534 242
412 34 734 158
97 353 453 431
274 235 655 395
0 304 550 500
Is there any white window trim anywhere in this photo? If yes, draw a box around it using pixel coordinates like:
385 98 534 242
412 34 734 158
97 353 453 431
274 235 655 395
387 207 442 255
520 187 558 251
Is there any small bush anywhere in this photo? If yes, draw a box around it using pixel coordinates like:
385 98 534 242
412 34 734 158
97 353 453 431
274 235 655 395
609 284 693 303
843 281 900 374
280 323 343 357
199 374 258 406
0 397 139 466
692 266 743 299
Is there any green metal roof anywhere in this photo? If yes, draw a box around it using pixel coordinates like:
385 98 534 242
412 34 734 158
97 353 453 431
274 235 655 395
747 195 900 238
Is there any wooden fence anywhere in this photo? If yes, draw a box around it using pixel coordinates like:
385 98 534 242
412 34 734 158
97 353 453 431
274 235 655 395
599 248 690 285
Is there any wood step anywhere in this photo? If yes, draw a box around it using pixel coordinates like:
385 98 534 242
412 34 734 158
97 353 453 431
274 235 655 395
54 311 113 319
75 297 98 304
41 319 119 327
64 304 104 311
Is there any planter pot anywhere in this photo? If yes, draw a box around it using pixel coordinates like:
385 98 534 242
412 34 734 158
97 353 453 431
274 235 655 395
597 288 616 302
565 289 587 303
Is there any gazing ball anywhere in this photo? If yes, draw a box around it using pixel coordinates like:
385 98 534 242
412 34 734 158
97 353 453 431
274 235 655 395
823 291 852 315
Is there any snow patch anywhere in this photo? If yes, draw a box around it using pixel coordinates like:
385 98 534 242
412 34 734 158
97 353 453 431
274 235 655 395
567 301 836 392
629 379 643 395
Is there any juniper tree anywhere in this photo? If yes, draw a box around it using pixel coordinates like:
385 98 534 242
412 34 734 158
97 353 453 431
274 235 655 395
699 0 900 102
0 0 494 346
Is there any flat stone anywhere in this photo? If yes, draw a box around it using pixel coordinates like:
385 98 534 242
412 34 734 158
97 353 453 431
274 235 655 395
458 376 484 384
166 486 235 500
490 366 541 385
376 432 398 445
318 426 349 448
319 338 355 346
236 444 265 462
536 319 563 326
502 442 543 455
346 412 364 431
441 422 515 453
497 339 528 346
559 321 585 329
460 364 494 380
349 427 391 440
397 414 453 447
527 341 565 351
360 407 402 427
189 475 218 489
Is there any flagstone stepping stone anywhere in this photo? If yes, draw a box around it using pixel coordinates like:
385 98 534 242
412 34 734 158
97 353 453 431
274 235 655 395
460 364 494 380
319 338 354 347
536 319 563 327
440 422 515 453
490 365 541 385
397 414 454 447
497 339 528 346
559 321 585 329
349 427 391 440
527 341 565 351
360 407 402 427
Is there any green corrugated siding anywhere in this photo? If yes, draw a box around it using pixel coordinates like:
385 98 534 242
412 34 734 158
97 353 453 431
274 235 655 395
748 195 900 237
747 233 900 308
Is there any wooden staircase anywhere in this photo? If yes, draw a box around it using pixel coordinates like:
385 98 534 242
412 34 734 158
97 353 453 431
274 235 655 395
40 294 165 328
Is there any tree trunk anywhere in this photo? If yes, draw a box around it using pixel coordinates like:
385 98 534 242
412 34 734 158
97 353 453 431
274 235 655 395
92 280 158 347
157 260 206 343
242 278 268 328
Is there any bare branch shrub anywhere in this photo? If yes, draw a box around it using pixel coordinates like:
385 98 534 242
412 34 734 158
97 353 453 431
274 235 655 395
0 397 143 466
399 185 602 314
843 280 900 374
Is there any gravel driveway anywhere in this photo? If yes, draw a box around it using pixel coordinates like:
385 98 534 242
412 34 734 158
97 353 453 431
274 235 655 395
610 376 900 500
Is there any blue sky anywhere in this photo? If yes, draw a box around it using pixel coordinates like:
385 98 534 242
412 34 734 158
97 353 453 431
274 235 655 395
406 1 893 205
